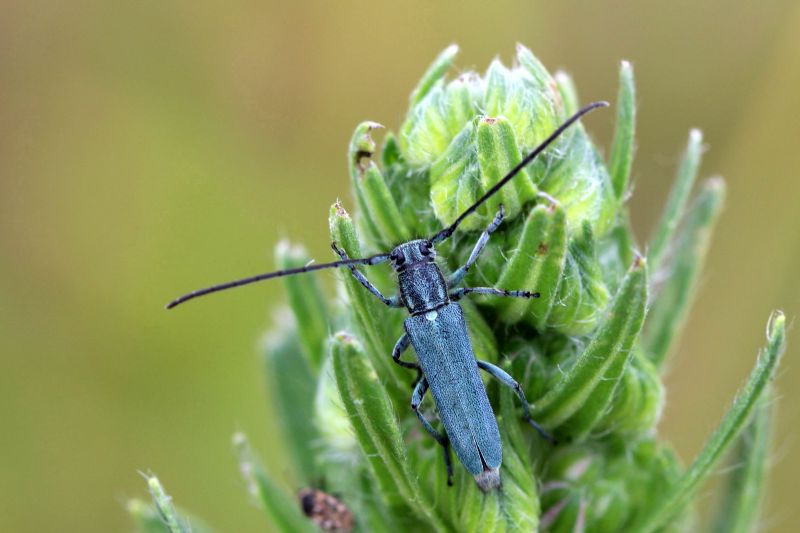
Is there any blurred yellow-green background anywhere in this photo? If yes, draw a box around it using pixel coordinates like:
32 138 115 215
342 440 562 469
2 1 799 531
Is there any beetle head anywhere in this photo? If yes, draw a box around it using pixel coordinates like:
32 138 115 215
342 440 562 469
389 240 436 271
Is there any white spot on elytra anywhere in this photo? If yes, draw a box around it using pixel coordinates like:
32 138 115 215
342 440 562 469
425 310 438 321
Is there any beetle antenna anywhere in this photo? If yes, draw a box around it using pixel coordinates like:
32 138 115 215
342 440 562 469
166 249 390 309
430 100 609 244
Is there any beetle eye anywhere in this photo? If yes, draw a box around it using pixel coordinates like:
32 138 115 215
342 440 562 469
419 242 431 255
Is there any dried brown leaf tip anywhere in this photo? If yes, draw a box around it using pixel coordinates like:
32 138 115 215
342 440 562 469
333 200 349 219
298 488 355 533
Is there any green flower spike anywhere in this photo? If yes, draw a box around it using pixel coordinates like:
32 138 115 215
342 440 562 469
128 475 216 533
134 46 786 533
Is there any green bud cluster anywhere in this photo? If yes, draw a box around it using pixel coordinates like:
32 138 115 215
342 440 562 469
351 45 616 335
131 46 785 533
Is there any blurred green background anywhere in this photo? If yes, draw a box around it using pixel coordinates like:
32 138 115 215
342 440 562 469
1 1 798 531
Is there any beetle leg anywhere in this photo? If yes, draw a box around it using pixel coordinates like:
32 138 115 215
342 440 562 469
448 205 505 287
411 367 424 389
331 242 403 307
392 333 419 371
411 378 454 486
450 287 540 301
477 360 555 444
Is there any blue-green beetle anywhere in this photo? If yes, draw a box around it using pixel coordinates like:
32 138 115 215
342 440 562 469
168 102 608 490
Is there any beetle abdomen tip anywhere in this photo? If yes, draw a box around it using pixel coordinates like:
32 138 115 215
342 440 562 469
474 467 501 492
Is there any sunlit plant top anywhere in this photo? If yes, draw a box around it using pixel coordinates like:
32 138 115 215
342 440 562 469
131 45 784 533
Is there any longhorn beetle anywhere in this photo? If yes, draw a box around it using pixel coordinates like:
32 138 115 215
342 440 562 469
168 101 608 491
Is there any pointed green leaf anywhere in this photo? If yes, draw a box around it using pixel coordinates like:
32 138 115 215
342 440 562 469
128 498 216 533
381 130 402 167
484 59 513 120
129 499 171 533
433 450 472 531
497 388 540 532
330 332 446 532
558 259 647 439
328 202 405 396
609 60 636 200
401 74 478 168
140 475 194 533
645 178 725 367
516 43 557 92
262 319 319 484
648 129 704 277
534 256 647 430
476 116 538 222
547 220 610 334
539 446 603 532
360 163 412 244
313 353 360 469
275 241 330 372
233 433 319 533
311 356 398 533
553 70 579 117
429 121 484 231
447 467 505 533
630 311 785 533
442 77 479 145
598 215 637 294
331 332 408 505
347 122 385 246
349 121 382 175
409 44 459 106
349 122 410 246
603 351 664 435
485 56 557 156
494 202 568 328
381 130 438 237
515 43 564 142
539 121 617 237
473 492 504 533
711 389 774 533
545 251 584 332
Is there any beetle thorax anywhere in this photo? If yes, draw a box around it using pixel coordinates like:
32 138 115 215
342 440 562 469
390 240 449 315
